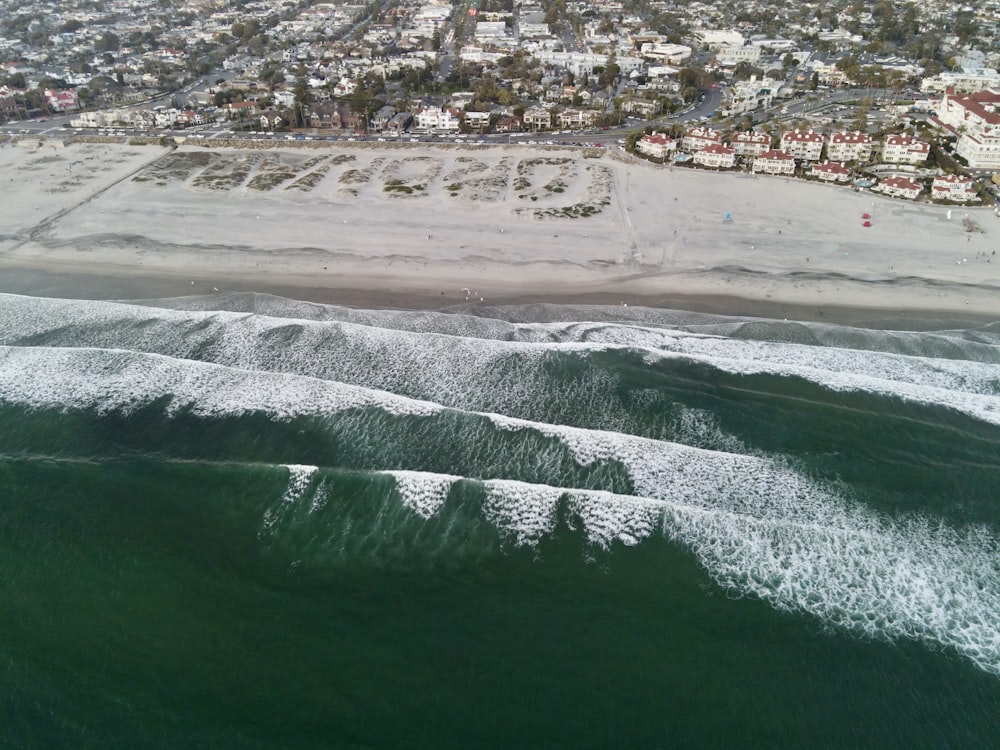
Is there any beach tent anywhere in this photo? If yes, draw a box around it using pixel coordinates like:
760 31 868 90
863 220 872 227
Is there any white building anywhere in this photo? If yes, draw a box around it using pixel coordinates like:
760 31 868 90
934 89 1000 170
694 30 745 50
930 174 978 202
636 132 677 159
558 108 597 128
718 45 762 66
682 126 722 153
752 149 795 175
920 69 1000 95
522 105 552 129
414 106 459 131
730 131 771 156
810 161 851 182
726 76 777 116
827 131 873 162
638 43 692 65
694 143 736 169
881 134 929 165
780 129 824 160
875 176 922 200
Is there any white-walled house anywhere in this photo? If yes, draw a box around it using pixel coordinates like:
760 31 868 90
930 174 978 202
780 129 824 160
752 149 795 175
682 126 722 153
875 176 922 200
414 106 460 131
827 131 873 162
810 161 851 182
693 143 736 169
881 134 930 165
730 131 771 156
636 132 677 159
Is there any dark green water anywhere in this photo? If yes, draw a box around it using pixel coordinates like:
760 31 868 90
0 293 998 748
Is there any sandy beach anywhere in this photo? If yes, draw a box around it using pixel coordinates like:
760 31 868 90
1 137 997 323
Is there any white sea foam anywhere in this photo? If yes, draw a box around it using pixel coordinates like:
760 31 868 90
261 464 318 535
385 470 459 519
283 464 318 502
2 294 999 675
481 479 563 546
1 293 998 427
565 491 661 548
0 346 443 420
382 469 1000 677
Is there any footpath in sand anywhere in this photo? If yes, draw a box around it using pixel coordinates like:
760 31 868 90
1 138 998 319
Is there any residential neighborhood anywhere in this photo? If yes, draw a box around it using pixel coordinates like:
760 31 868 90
0 0 998 203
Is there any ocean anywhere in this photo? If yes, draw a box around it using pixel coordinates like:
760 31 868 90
0 290 998 748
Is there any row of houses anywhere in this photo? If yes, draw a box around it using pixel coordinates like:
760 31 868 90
636 130 979 202
638 127 932 166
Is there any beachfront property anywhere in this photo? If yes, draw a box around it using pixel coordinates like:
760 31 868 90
730 131 772 157
558 109 598 129
693 143 736 169
931 174 979 202
636 132 678 160
875 176 923 200
827 132 874 163
882 134 930 165
780 130 825 161
682 127 723 153
810 162 852 182
752 149 795 175
522 106 552 130
414 107 460 132
932 89 1000 170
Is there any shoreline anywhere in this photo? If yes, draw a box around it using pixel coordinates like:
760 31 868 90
1 260 996 331
2 139 998 330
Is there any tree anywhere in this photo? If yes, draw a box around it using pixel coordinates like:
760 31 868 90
293 65 311 127
624 129 642 152
809 72 819 91
598 53 619 88
95 32 120 53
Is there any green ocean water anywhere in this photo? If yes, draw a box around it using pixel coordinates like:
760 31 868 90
0 292 998 748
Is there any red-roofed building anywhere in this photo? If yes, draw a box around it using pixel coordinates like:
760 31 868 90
882 134 930 165
934 88 1000 169
752 149 795 175
636 132 678 159
780 129 824 160
931 174 979 202
693 143 736 169
44 88 79 112
827 131 873 162
875 176 922 200
681 126 722 153
810 161 851 182
730 130 771 156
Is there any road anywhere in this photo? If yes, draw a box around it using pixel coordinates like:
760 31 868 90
0 86 901 149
